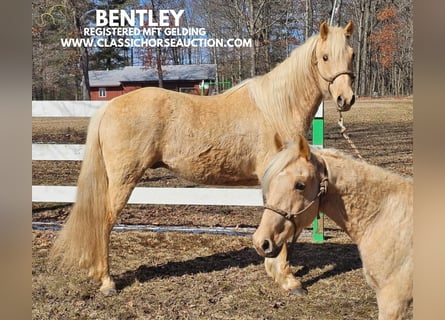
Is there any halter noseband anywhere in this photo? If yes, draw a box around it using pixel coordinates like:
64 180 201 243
317 69 356 85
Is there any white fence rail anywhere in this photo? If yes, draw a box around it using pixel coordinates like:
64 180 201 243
32 100 104 117
31 185 263 206
32 144 84 161
32 101 263 206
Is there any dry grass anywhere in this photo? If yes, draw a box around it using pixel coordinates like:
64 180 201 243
33 230 378 320
32 97 413 319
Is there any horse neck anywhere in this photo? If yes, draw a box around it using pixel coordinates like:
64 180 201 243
249 37 322 141
317 150 409 243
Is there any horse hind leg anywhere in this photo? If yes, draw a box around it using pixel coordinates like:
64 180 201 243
96 160 151 295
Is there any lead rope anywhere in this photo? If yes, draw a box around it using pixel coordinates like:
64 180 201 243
338 111 364 160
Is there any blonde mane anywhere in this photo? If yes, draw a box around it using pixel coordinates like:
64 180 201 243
261 142 301 194
249 36 319 141
248 25 352 141
312 147 412 182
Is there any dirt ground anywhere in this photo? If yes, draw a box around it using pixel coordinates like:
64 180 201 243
32 97 413 319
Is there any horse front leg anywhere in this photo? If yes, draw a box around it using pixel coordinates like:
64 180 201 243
374 280 412 320
264 243 307 295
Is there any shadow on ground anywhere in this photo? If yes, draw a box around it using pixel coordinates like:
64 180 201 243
115 241 361 292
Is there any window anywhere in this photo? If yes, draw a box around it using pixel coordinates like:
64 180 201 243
99 88 106 98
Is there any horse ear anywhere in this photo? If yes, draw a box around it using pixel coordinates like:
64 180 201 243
344 20 354 37
320 21 329 41
297 134 311 161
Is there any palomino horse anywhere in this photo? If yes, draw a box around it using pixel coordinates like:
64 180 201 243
51 21 356 295
253 137 413 320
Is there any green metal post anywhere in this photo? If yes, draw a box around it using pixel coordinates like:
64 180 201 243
312 102 324 243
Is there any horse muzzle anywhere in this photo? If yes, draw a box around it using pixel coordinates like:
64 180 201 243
337 93 355 111
253 237 282 258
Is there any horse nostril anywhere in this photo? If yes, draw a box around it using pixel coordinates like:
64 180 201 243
262 239 271 253
350 94 356 106
337 96 344 107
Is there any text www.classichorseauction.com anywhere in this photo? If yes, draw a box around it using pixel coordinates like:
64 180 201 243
60 9 252 48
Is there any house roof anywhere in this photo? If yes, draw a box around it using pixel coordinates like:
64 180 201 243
89 64 217 87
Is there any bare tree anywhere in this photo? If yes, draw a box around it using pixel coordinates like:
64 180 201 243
305 0 313 40
32 0 87 99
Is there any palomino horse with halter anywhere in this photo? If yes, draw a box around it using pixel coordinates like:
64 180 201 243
52 21 356 295
253 137 413 320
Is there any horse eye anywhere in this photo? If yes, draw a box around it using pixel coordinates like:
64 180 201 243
323 54 328 61
294 182 305 190
352 52 355 60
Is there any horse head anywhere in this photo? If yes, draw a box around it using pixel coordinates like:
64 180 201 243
314 21 356 111
253 136 326 258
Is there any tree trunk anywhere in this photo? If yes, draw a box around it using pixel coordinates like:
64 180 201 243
358 0 370 96
80 46 90 100
151 0 164 88
248 0 256 77
305 0 313 40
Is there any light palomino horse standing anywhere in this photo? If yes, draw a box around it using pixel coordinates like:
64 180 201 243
253 137 413 320
51 21 356 295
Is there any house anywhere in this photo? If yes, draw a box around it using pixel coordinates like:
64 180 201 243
88 64 217 100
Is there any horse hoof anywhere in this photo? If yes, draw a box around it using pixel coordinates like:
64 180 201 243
101 287 117 296
290 287 308 296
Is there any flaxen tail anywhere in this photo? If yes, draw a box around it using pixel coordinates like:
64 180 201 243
51 106 110 280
